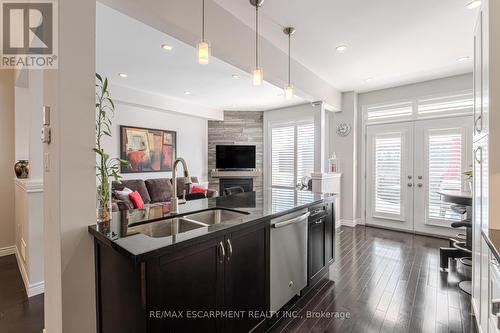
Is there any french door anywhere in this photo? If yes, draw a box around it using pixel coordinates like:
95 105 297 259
366 116 472 236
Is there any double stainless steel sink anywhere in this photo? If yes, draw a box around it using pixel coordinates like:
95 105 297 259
127 208 248 238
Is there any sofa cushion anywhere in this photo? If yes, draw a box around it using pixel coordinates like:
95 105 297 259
172 177 199 196
129 191 145 209
113 179 151 204
145 178 174 203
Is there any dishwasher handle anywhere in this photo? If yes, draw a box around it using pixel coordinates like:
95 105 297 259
272 212 310 229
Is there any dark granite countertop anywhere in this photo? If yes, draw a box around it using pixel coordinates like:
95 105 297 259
482 229 500 263
89 189 335 262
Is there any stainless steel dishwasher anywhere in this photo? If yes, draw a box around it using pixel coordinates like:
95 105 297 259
270 208 310 312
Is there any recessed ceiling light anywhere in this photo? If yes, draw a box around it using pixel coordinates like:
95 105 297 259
458 56 471 62
365 78 374 83
161 44 173 51
336 45 347 52
118 73 128 78
184 91 191 95
232 74 240 79
466 1 481 9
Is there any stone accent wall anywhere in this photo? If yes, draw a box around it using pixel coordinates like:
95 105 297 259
208 111 264 192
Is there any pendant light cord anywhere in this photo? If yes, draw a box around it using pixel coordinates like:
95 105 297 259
288 33 291 86
256 4 259 68
202 0 205 41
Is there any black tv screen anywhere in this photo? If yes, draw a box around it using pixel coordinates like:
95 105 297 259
216 145 256 169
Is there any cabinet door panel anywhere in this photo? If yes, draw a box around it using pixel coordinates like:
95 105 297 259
148 238 224 333
309 218 326 281
225 222 269 333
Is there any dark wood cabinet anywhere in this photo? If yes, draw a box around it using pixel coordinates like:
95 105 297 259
308 214 327 281
307 201 335 287
224 222 269 332
146 221 269 333
147 237 224 333
326 202 335 264
93 198 335 333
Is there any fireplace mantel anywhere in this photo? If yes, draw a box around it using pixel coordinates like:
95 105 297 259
210 169 262 178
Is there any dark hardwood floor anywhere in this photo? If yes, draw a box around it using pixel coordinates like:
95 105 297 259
0 226 476 333
269 226 477 333
0 254 44 333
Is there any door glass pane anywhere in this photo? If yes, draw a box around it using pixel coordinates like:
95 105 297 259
373 135 402 216
296 123 315 185
271 126 294 187
427 132 463 222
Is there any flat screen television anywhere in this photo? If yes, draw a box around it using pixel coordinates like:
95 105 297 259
216 145 256 170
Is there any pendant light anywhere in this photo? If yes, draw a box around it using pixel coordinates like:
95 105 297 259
283 27 295 99
250 0 264 86
197 0 210 64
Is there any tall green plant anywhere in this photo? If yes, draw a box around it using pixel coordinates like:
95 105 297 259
95 73 129 221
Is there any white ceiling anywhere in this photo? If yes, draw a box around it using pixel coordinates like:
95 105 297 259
96 3 305 112
214 0 477 92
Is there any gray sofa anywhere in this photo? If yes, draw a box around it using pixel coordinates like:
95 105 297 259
112 177 218 211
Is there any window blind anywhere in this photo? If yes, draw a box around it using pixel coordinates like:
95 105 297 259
364 90 473 124
427 132 463 222
366 102 413 123
271 126 295 187
271 122 315 189
417 92 473 118
373 135 402 216
296 123 315 184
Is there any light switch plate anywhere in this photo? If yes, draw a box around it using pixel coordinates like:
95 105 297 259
42 106 50 125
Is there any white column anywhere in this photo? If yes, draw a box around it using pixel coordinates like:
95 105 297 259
42 0 96 332
313 102 326 174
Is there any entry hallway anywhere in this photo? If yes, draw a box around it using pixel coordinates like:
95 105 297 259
270 226 476 333
0 255 44 333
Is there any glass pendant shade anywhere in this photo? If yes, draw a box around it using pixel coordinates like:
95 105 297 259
284 84 294 99
197 41 210 65
253 68 263 86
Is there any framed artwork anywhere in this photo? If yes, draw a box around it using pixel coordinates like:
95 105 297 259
120 126 177 173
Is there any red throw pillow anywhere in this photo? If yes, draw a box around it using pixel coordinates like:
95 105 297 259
191 186 207 196
129 191 145 209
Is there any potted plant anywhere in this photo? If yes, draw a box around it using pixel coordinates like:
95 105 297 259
95 73 129 222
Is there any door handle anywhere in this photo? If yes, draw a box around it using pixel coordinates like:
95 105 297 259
407 183 413 187
475 114 483 133
218 241 225 263
474 147 483 164
417 183 423 188
226 239 233 261
272 212 310 228
315 218 324 224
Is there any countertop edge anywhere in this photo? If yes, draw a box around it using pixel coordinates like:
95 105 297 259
89 195 335 262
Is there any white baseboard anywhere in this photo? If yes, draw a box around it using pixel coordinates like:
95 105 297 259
14 247 44 297
339 218 364 227
0 245 16 257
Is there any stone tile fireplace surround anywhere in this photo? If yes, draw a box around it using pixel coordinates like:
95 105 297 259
208 111 263 193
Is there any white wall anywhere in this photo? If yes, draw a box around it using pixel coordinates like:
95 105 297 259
329 92 359 225
14 69 45 297
101 102 208 181
0 70 15 252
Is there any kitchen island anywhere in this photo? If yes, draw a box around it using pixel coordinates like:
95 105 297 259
89 189 335 333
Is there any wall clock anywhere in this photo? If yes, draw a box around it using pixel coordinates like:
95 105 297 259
336 122 351 137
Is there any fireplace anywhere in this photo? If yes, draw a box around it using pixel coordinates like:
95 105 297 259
219 178 254 196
